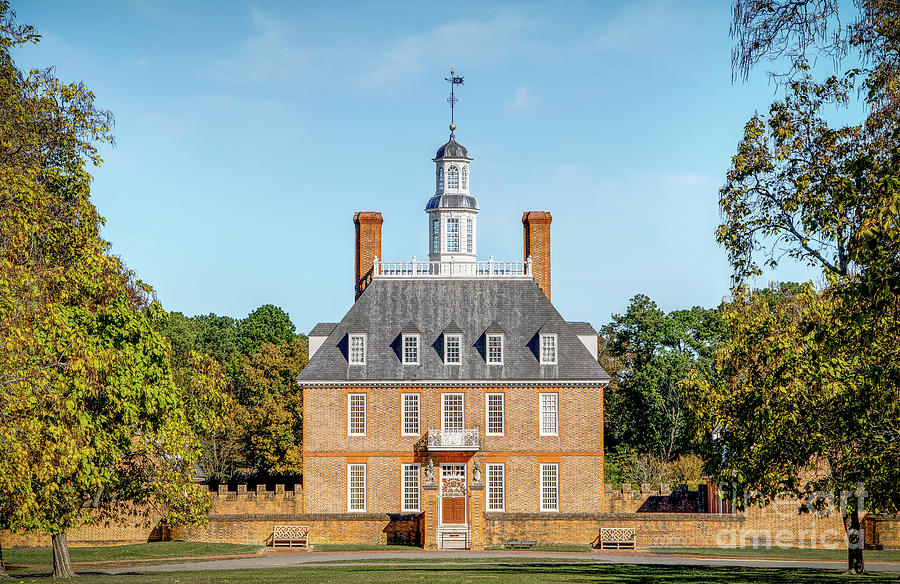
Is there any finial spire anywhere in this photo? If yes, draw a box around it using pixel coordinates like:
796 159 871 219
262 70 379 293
444 68 464 132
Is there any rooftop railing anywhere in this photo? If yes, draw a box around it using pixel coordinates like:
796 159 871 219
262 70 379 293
373 256 532 279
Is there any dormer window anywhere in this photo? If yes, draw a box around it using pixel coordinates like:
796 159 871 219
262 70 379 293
540 333 558 364
402 334 420 365
487 334 503 365
447 165 459 189
349 333 366 365
444 334 461 364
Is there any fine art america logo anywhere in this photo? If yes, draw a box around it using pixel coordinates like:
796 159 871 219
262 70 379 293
712 483 868 549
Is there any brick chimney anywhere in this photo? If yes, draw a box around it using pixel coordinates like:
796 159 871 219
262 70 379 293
522 211 551 300
354 211 383 299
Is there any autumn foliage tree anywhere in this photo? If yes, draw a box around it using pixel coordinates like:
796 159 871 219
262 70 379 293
0 3 227 577
686 0 900 574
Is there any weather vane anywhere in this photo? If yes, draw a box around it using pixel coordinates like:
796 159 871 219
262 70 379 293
444 68 464 130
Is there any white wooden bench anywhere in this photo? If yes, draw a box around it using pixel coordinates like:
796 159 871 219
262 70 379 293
598 527 635 550
272 525 309 548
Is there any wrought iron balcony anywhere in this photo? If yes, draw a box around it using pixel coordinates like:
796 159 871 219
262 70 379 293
373 256 532 279
426 428 480 451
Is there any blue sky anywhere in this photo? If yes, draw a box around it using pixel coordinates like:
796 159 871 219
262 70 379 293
13 0 827 332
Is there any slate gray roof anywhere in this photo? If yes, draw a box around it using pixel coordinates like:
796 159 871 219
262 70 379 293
567 321 598 337
435 134 470 159
425 193 479 211
299 279 609 383
309 322 338 337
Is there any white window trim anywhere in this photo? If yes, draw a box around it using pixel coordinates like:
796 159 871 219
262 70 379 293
540 333 558 365
539 392 558 437
485 393 505 436
444 333 462 365
348 463 367 512
401 463 421 512
401 392 420 436
541 463 559 512
442 392 465 431
348 393 367 436
402 333 420 365
486 333 504 365
486 463 505 512
349 333 367 365
446 217 460 253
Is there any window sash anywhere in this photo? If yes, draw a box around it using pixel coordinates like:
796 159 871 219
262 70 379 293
540 393 558 436
446 217 460 252
447 165 459 189
541 463 559 511
486 393 504 435
349 334 366 365
462 166 468 190
402 393 420 436
466 218 473 254
444 334 461 364
348 464 366 511
540 334 557 364
442 393 464 431
348 393 366 436
487 463 505 511
402 463 420 512
487 334 503 364
432 219 439 254
403 334 419 365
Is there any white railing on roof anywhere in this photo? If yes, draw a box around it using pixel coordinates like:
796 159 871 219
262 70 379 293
373 256 533 279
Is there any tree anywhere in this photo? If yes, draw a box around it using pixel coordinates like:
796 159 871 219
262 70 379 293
696 1 900 573
601 295 722 461
0 4 226 577
239 304 297 355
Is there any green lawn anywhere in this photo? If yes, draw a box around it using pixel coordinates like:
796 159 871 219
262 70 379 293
4 541 262 567
650 546 900 562
4 563 900 583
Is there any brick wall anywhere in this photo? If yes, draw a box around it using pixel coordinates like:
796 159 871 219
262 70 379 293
174 513 421 546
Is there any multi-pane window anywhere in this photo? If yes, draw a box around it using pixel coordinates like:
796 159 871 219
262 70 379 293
403 334 419 365
432 219 440 254
541 463 559 511
486 393 505 435
437 167 444 193
444 334 461 364
487 334 503 364
448 165 459 189
348 463 366 511
540 393 558 436
466 218 473 254
540 334 558 364
402 464 420 511
402 393 420 436
348 393 366 436
446 218 460 252
487 463 505 511
349 334 366 365
442 393 464 431
462 166 468 190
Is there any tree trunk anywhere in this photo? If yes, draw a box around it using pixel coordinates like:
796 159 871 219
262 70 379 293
51 532 77 578
844 508 865 575
0 538 10 579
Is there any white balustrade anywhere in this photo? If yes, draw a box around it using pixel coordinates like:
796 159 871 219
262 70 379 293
373 256 532 279
426 428 480 451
